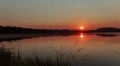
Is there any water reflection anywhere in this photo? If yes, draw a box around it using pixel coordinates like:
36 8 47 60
0 33 119 42
96 33 118 37
0 33 120 66
0 35 40 42
80 33 84 38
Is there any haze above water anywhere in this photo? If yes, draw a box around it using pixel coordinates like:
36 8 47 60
0 33 120 65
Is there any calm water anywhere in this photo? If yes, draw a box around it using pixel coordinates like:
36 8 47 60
0 33 120 65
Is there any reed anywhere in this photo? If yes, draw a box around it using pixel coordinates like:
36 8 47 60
0 45 101 66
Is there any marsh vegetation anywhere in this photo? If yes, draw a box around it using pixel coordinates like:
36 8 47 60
0 45 104 66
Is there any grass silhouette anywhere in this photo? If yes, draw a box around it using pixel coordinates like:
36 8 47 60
0 45 105 66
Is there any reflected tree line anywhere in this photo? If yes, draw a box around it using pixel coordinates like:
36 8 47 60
0 26 119 42
0 26 120 66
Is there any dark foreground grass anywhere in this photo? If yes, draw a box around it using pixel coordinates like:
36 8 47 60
0 46 104 66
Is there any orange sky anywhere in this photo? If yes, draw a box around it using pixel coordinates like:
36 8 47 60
0 0 120 29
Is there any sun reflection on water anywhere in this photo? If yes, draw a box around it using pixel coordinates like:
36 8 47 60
80 33 84 38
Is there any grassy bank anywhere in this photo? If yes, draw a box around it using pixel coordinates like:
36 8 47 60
0 46 103 66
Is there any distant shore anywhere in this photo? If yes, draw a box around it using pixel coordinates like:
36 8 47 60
0 26 120 35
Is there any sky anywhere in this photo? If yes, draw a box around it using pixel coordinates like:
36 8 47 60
0 0 120 29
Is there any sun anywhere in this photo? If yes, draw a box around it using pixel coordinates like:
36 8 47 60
80 26 84 30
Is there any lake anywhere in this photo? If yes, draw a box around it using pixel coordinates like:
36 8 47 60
0 33 120 66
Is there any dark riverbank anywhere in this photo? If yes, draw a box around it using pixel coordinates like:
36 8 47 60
0 26 120 35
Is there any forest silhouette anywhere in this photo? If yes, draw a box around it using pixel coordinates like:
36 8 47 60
0 26 120 35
